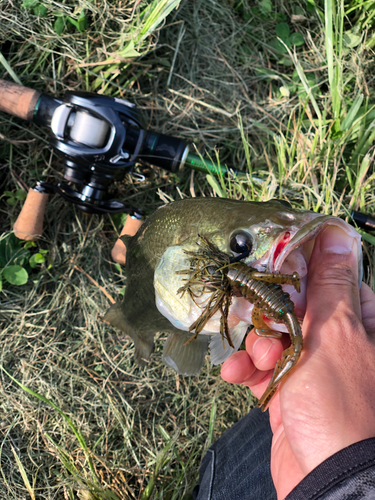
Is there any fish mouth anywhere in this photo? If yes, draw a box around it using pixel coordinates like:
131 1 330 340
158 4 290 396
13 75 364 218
269 215 362 319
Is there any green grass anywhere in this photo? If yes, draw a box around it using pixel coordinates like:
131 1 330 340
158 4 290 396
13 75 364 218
1 0 375 498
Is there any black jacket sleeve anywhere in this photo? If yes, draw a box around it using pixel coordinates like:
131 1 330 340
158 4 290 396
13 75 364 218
286 437 375 500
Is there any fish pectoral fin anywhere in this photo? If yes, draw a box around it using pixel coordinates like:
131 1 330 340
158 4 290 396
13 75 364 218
103 301 154 366
209 321 248 365
162 331 209 376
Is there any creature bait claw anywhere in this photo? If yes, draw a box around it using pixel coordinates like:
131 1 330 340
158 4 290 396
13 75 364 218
179 236 302 410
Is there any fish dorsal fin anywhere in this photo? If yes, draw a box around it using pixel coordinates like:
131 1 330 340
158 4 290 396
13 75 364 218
162 331 209 376
120 234 132 247
209 321 248 365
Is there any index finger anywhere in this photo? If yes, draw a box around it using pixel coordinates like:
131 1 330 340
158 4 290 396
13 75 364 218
221 330 284 389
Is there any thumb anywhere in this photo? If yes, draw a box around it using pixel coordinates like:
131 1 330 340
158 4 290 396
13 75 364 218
304 224 361 346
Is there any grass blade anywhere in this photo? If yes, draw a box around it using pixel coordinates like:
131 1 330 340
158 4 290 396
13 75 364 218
206 174 225 198
140 428 180 500
0 52 22 84
11 447 36 500
206 396 217 450
341 93 364 131
325 0 339 119
1 367 97 482
139 0 181 42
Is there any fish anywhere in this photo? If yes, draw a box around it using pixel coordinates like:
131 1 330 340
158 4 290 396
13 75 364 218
103 197 362 377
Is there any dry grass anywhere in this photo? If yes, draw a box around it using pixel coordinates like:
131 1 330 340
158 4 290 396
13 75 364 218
1 0 375 498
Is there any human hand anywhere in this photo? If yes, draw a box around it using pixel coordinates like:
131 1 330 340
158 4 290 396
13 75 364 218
221 226 375 499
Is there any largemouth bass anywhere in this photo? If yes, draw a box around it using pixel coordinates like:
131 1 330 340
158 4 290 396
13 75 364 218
104 198 362 377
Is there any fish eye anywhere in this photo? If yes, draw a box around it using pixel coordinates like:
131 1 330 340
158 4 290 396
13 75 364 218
229 231 253 255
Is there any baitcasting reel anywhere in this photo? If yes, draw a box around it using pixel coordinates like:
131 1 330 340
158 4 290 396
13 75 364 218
26 87 188 214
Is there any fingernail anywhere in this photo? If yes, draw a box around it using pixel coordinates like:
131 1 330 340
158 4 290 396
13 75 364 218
319 226 356 255
252 337 275 362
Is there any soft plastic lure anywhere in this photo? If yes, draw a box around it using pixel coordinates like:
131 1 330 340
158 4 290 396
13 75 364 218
178 236 302 410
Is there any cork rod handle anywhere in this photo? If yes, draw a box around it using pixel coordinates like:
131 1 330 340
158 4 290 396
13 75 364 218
0 79 41 121
13 189 49 241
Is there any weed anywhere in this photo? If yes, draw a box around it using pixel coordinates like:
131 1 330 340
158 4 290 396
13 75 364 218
0 0 374 498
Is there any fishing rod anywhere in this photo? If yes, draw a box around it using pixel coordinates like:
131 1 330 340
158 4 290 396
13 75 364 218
0 79 373 261
0 80 241 239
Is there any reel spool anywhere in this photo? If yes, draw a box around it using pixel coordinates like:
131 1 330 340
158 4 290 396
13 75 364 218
68 110 110 148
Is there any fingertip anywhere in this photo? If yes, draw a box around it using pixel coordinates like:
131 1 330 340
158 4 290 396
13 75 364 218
221 350 255 385
246 332 284 371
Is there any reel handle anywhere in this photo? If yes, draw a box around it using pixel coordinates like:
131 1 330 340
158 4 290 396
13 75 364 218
111 215 143 264
13 188 49 240
0 79 41 121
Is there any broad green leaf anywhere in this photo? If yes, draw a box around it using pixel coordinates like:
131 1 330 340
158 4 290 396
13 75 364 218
290 32 305 46
269 38 288 54
3 265 28 286
306 0 315 12
259 0 272 13
54 16 65 35
15 190 27 201
111 212 128 231
22 0 39 7
118 41 141 59
24 241 37 249
70 10 89 32
77 15 88 32
67 17 79 30
33 4 47 16
286 82 297 94
0 233 30 268
276 22 290 40
278 57 294 66
7 197 17 206
29 253 45 269
343 31 362 48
